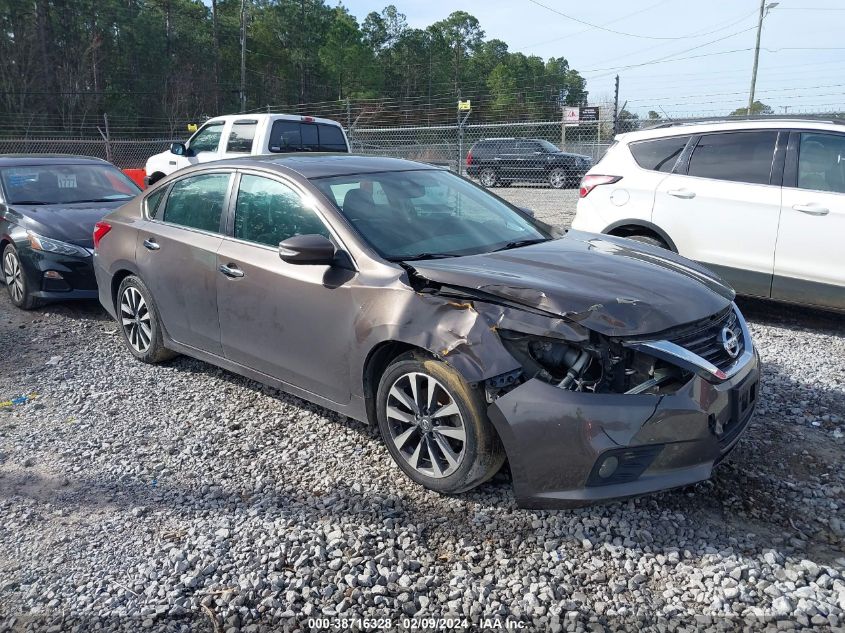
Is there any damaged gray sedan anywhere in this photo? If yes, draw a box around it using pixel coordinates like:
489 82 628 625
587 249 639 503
94 155 760 508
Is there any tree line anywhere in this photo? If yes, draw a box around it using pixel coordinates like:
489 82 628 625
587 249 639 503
0 0 589 135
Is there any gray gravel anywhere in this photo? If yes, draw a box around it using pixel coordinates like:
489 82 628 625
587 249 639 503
1 273 844 630
494 186 579 227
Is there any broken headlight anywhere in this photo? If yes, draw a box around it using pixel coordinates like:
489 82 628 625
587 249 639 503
492 330 689 398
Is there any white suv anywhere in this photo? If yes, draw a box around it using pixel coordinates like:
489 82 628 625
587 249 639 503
572 119 844 311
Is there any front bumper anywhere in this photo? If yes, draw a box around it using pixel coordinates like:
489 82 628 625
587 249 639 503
19 246 98 302
487 346 760 508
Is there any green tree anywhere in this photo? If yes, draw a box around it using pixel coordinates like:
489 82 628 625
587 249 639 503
730 101 773 116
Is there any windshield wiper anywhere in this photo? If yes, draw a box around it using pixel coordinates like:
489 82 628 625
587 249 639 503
10 200 50 205
492 238 550 252
391 252 461 261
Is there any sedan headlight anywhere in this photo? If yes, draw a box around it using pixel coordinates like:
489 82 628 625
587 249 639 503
27 232 91 258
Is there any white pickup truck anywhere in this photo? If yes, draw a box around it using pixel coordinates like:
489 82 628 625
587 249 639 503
144 113 350 186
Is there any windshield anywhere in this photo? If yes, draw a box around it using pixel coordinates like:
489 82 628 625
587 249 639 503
0 164 140 205
312 169 549 260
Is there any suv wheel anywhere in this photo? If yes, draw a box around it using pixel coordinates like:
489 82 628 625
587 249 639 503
376 353 505 494
479 168 498 188
628 234 669 249
549 168 568 189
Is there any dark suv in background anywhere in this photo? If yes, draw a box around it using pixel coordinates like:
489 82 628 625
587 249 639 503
466 138 592 189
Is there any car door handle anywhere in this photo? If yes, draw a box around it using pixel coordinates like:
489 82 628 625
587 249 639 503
793 204 829 216
143 238 160 251
218 264 244 278
667 189 696 199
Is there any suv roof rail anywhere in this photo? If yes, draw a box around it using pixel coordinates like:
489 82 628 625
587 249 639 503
642 115 845 130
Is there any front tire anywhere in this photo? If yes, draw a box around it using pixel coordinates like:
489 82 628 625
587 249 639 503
116 275 176 363
478 168 498 188
376 353 505 494
3 244 39 310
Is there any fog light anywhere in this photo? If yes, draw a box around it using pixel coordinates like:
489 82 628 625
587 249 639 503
44 271 64 279
598 456 619 479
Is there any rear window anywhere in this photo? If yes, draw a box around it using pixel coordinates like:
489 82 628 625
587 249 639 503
268 120 348 153
629 135 691 173
687 131 777 185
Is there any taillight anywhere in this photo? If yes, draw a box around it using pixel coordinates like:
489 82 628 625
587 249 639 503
93 221 112 249
466 150 473 166
579 175 622 198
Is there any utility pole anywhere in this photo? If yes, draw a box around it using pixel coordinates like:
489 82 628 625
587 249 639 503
612 75 620 136
747 1 778 115
239 0 247 113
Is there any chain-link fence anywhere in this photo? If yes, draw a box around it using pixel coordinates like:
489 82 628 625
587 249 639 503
0 138 175 170
349 118 612 187
1 111 841 189
0 116 613 189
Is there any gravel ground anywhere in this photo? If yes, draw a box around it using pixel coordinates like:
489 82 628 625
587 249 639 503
1 274 844 630
493 186 579 227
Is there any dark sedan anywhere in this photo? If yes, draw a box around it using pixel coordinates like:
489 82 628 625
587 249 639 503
93 155 759 508
466 138 592 189
0 155 140 309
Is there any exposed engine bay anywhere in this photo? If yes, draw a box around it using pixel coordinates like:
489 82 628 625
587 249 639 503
491 331 689 400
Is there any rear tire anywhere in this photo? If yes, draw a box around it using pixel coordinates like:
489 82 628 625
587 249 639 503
478 168 498 188
147 172 165 186
116 275 176 363
3 244 40 310
627 234 669 249
549 168 568 189
376 353 505 494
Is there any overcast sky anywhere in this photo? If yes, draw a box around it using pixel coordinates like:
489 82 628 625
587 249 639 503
340 0 845 117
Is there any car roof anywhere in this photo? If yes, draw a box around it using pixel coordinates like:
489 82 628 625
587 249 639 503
0 154 112 167
617 119 845 143
203 113 344 127
201 154 438 179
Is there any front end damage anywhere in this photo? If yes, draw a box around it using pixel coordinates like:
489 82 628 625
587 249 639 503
406 267 760 509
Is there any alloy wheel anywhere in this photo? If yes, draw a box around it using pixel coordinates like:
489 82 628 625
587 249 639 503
3 250 24 303
120 286 152 353
549 169 567 188
385 372 466 479
479 169 497 187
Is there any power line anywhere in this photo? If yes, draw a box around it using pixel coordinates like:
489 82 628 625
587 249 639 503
525 0 747 41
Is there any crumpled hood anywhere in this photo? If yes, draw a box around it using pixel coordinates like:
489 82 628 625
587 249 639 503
409 230 735 337
11 201 128 248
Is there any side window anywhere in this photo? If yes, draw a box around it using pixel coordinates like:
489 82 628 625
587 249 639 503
234 175 330 247
188 123 224 154
515 140 535 154
226 121 257 153
797 133 845 194
318 124 347 151
161 173 230 232
629 135 691 173
687 131 778 185
145 188 166 218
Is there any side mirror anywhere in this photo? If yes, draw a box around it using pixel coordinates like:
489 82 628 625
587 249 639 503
519 207 536 218
170 142 186 156
279 234 336 265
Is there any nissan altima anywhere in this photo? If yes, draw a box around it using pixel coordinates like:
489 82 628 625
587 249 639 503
1 155 140 309
93 155 760 508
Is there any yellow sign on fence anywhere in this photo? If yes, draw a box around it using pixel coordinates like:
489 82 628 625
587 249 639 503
458 100 471 111
187 123 198 133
